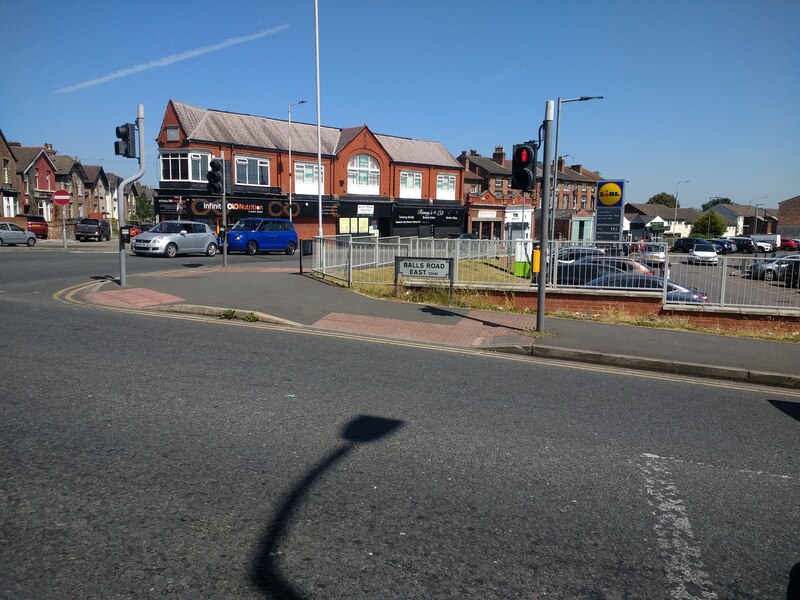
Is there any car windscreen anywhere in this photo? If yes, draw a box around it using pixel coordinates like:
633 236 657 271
231 219 260 231
149 222 185 234
694 244 715 252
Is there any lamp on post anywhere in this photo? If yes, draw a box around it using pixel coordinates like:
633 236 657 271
673 180 690 234
287 99 308 223
550 96 603 241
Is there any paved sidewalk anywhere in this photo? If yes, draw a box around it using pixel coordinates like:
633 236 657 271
77 263 800 389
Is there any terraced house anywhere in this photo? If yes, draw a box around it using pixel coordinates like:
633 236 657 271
155 100 465 239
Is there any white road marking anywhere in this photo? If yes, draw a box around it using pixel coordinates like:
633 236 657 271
639 453 718 599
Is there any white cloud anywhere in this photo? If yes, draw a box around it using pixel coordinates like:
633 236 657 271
53 25 290 94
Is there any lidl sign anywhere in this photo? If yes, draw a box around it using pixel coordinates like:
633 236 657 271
595 180 625 241
597 180 624 207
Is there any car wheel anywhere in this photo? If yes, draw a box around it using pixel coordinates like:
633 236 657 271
764 270 775 282
206 243 218 257
165 243 178 258
246 240 258 256
284 241 297 255
26 237 36 247
0 238 4 246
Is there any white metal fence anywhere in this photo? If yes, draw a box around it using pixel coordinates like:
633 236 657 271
307 235 800 311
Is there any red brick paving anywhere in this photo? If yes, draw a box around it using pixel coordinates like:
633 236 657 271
88 288 185 308
312 310 536 345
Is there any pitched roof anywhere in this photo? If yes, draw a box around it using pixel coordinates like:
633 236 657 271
558 166 595 183
12 146 56 174
81 165 107 185
464 154 511 175
170 100 461 169
626 203 701 222
49 154 79 175
714 203 777 220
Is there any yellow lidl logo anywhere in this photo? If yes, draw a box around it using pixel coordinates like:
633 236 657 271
598 181 623 206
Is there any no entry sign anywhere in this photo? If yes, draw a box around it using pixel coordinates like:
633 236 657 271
52 190 71 206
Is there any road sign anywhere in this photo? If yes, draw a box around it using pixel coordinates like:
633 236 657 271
52 190 71 206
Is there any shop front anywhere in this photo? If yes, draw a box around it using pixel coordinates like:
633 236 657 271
391 201 465 238
337 199 393 237
154 195 337 238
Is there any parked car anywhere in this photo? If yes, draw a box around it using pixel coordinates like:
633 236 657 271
671 237 706 253
754 240 773 252
785 260 800 288
0 222 37 246
727 237 757 254
222 218 298 255
585 273 709 303
744 255 800 281
555 247 606 264
573 256 655 276
778 238 798 251
449 232 478 239
710 239 737 254
75 218 111 242
131 220 218 257
688 243 719 265
555 262 623 285
15 214 48 239
640 243 666 266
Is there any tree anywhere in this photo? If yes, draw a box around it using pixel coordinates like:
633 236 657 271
647 192 677 208
131 186 154 223
689 210 727 239
700 197 732 211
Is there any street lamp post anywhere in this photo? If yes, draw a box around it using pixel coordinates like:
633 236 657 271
673 180 690 234
550 96 603 241
287 99 308 223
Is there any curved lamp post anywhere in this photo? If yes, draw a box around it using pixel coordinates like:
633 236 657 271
550 96 603 241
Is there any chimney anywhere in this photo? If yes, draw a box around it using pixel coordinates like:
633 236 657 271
44 143 53 152
557 156 565 172
492 145 506 165
469 149 479 156
9 141 21 147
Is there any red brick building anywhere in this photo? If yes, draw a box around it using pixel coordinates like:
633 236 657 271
155 100 466 239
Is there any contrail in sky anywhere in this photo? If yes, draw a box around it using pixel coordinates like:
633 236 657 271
53 25 290 94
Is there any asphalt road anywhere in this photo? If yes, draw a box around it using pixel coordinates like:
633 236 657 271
1 250 799 599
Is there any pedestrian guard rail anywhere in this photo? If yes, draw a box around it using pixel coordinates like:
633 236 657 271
307 235 800 312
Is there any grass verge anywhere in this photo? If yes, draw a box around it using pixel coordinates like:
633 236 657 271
349 282 800 343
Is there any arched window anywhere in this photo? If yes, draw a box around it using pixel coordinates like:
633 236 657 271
347 154 380 195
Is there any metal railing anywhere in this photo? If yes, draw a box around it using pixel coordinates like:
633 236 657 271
307 235 800 311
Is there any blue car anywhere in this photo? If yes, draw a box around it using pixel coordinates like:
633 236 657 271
221 218 298 255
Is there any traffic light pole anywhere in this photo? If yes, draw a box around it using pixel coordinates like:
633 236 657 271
221 150 228 267
537 100 554 333
117 104 145 287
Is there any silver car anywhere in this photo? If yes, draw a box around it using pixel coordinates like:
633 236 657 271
0 222 37 247
131 220 218 258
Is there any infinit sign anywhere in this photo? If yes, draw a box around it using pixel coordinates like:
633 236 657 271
398 258 450 278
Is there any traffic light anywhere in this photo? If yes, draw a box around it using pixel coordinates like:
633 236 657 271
511 143 537 191
207 159 223 194
114 123 137 158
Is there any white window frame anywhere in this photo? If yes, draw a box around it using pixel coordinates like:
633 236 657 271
3 196 20 217
347 154 380 195
436 173 456 200
3 160 8 184
235 156 270 186
160 151 211 182
399 170 422 200
294 162 324 195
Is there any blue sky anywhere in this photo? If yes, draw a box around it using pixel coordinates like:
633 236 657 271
2 0 798 209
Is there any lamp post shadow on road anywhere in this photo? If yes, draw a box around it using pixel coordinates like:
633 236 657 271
249 415 404 600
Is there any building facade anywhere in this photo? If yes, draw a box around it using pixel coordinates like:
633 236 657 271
154 100 465 239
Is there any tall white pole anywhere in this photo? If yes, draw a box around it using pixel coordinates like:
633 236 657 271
314 0 323 238
288 104 293 223
550 97 562 242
